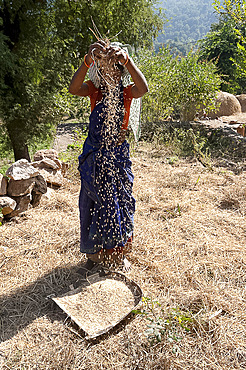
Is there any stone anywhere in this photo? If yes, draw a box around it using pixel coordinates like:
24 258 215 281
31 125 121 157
29 174 47 208
236 94 246 113
41 187 56 202
33 149 62 169
33 174 47 194
50 158 62 169
7 178 35 197
5 194 31 218
6 159 39 180
39 168 64 187
209 91 241 119
30 192 43 208
31 158 60 171
0 174 8 195
237 125 246 137
61 162 69 176
33 149 59 161
0 196 17 215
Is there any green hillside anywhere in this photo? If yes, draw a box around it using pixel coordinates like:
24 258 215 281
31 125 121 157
156 0 217 54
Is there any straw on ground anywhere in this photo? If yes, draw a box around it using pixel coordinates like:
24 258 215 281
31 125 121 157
0 141 246 369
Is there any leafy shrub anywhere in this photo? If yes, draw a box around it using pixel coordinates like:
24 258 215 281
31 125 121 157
133 297 193 351
0 123 12 159
56 88 90 121
136 47 221 125
198 19 246 94
198 0 246 94
173 52 221 121
136 48 177 122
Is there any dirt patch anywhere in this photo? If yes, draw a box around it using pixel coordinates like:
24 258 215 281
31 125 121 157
53 120 86 152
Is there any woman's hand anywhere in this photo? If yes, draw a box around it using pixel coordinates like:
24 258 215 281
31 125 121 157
86 40 107 64
87 42 128 66
106 45 128 65
106 44 148 98
69 41 107 96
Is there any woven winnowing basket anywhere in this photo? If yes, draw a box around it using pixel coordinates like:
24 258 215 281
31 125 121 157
52 270 142 339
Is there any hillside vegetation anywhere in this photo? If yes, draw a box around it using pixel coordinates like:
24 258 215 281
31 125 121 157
157 0 217 54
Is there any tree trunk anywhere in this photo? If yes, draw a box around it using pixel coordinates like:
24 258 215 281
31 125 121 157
6 123 31 162
12 143 31 162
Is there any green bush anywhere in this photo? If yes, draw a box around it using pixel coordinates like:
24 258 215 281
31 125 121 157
136 47 221 125
137 48 177 122
0 123 14 173
56 88 91 121
133 297 194 351
173 52 221 121
198 0 246 94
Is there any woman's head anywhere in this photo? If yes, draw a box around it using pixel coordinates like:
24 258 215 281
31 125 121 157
89 41 131 89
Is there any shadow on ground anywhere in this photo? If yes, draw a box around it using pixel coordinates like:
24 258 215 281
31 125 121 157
0 264 87 343
56 120 86 136
0 263 135 344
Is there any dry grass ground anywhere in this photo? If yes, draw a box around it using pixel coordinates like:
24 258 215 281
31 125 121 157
0 141 246 369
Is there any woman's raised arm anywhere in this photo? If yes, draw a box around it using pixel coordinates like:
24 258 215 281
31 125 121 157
69 41 107 96
125 58 148 98
108 46 148 98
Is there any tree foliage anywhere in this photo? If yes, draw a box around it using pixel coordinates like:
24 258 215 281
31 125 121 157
0 0 164 161
213 0 246 77
198 0 246 93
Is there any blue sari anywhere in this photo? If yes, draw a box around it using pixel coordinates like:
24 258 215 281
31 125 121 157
78 83 135 255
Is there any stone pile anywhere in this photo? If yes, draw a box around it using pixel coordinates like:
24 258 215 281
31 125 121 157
0 149 67 220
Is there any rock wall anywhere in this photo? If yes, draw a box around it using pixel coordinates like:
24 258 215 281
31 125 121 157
0 149 67 220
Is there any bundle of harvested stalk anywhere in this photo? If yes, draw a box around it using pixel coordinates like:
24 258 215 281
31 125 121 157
91 42 124 149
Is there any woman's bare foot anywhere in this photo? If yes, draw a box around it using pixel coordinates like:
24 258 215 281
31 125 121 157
76 258 99 277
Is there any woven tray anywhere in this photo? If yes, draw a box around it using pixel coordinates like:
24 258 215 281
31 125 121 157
52 270 142 339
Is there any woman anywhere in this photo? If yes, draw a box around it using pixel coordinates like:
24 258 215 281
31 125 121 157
69 40 148 274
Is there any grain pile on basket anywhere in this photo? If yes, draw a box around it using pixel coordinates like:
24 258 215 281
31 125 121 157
53 272 142 339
